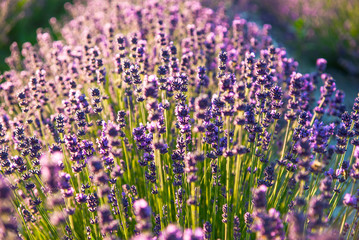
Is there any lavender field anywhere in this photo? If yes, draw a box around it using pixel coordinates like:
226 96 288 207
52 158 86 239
0 0 359 239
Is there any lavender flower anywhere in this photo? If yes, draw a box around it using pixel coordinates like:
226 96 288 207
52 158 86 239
253 185 267 209
0 0 358 239
40 152 62 193
133 199 151 232
159 224 182 240
253 208 284 239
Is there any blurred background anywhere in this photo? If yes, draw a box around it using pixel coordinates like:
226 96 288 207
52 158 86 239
0 0 70 72
1 0 358 103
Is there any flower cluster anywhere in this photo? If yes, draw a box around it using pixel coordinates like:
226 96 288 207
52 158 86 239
0 0 358 239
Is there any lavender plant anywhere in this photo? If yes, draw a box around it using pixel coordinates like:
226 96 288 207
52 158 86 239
0 0 358 239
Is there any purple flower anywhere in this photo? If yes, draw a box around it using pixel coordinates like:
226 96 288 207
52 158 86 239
244 212 253 231
253 208 284 240
86 193 98 212
287 211 305 240
98 206 118 234
316 58 327 73
203 221 212 240
253 185 267 209
343 193 357 207
40 152 62 192
159 224 182 240
0 175 11 199
143 75 158 99
183 228 204 240
133 199 151 231
75 193 87 204
131 234 152 240
308 197 327 229
310 121 335 154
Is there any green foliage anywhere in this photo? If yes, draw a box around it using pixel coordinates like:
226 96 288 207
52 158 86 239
0 0 71 72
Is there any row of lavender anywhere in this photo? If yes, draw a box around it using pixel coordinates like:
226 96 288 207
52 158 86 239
0 0 358 239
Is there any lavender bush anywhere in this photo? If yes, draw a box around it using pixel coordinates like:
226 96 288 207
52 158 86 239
0 0 358 239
